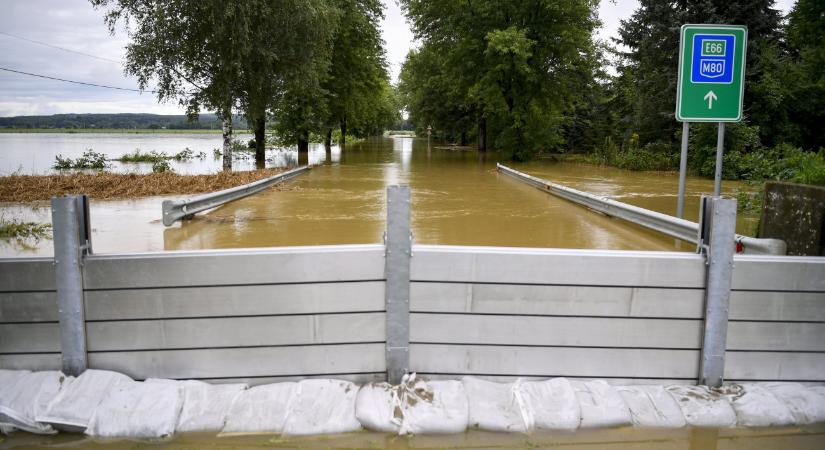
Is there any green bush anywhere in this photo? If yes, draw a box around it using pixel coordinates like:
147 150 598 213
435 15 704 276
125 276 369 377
613 142 677 171
52 149 108 170
118 149 167 163
152 160 172 173
173 148 193 161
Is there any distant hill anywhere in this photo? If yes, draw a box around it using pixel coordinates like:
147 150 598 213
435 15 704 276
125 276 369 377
0 113 249 130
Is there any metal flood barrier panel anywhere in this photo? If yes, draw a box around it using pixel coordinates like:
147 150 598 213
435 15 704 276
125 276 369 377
0 246 389 384
407 246 825 384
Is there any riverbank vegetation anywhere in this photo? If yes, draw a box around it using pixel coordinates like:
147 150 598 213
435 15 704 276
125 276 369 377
0 169 288 202
397 0 825 188
0 216 51 243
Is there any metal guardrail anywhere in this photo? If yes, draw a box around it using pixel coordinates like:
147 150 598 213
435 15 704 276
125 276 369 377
497 163 786 255
162 166 310 226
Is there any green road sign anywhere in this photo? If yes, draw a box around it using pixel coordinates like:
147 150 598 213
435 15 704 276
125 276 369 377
676 24 747 122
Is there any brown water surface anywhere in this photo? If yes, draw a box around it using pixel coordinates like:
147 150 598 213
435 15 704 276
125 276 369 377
2 425 824 449
1 137 757 256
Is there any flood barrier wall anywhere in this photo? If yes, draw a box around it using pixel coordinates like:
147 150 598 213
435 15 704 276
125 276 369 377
2 245 823 385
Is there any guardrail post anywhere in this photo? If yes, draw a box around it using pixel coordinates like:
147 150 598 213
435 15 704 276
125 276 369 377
385 185 411 384
51 195 91 376
697 196 736 387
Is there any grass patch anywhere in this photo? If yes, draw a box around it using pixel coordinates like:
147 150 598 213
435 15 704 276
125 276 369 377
116 148 205 164
0 216 52 242
0 169 290 202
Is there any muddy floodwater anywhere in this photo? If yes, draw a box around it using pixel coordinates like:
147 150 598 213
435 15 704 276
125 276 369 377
0 135 757 256
2 425 824 449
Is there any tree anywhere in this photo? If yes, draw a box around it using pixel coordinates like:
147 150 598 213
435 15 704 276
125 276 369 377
237 0 337 164
319 0 389 148
91 0 249 170
785 0 825 150
613 0 785 149
91 0 337 168
400 0 599 160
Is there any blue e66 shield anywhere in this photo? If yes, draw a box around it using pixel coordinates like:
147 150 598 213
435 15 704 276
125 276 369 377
691 34 735 84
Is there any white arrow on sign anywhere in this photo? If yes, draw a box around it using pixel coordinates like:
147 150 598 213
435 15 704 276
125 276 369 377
704 90 717 109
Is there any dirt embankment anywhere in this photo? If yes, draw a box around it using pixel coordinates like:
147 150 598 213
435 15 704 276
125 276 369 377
0 169 287 202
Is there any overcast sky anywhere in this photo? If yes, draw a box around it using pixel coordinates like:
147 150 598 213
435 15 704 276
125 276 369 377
0 0 797 117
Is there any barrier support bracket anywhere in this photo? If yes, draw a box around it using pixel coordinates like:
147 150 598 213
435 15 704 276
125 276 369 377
698 196 736 387
385 185 411 384
51 195 91 376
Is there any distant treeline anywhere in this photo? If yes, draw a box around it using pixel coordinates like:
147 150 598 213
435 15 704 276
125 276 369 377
0 113 248 130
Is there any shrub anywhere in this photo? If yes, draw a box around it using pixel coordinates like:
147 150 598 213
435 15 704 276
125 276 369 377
152 160 172 173
53 149 108 170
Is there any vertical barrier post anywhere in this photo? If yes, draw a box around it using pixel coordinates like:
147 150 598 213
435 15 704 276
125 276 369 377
385 185 411 384
698 196 736 387
51 195 91 376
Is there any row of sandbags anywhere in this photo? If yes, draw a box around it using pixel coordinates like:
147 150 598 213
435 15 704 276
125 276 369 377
2 369 825 438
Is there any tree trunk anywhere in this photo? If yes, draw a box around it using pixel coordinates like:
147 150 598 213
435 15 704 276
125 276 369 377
324 128 332 150
340 117 347 147
221 111 233 171
254 117 266 168
297 131 309 153
460 131 467 146
478 117 487 152
297 130 309 166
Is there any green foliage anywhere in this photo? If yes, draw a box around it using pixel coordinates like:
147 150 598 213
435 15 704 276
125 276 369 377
118 149 167 163
118 148 194 163
53 149 108 170
151 160 172 173
614 142 678 172
0 216 52 243
400 0 598 160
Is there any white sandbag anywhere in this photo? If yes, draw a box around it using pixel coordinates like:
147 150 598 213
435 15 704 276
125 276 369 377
0 369 30 432
758 382 825 424
809 386 825 398
615 385 686 428
665 385 736 427
463 377 528 433
355 382 402 433
517 378 580 431
221 382 297 434
173 380 247 433
282 379 361 436
571 380 632 428
0 370 68 434
399 378 468 435
717 384 795 427
37 369 132 432
355 376 468 435
85 379 183 438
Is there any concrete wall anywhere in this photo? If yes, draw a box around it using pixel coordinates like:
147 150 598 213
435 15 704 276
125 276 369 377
760 181 825 256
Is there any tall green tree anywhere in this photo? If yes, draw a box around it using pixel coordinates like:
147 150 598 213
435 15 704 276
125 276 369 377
785 0 825 150
92 0 336 167
321 0 389 147
238 0 337 164
614 0 784 148
400 0 599 160
91 0 250 170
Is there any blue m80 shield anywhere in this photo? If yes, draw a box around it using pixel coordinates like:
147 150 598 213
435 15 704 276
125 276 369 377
690 34 735 84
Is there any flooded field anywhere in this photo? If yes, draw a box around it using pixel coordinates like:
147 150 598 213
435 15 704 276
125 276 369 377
2 425 824 449
0 134 757 256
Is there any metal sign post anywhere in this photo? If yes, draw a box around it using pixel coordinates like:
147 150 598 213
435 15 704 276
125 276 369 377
676 24 747 204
